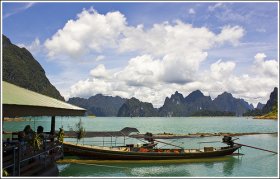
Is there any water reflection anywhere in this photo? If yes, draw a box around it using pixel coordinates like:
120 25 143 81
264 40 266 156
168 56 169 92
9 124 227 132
59 156 243 177
203 161 214 169
222 156 242 176
129 165 191 177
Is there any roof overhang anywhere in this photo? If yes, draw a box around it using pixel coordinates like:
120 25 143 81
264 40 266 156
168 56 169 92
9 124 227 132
3 104 85 117
2 81 86 117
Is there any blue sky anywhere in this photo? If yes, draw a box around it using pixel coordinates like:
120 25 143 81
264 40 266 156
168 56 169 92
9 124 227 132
2 1 279 107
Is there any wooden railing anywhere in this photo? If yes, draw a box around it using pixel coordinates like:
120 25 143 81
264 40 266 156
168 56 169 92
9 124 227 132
2 140 63 176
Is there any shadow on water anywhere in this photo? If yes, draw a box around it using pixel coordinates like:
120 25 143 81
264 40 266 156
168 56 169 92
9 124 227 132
58 155 243 177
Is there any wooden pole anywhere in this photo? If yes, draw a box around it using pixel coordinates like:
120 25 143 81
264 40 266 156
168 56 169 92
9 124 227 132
51 116 55 142
154 139 183 149
198 141 220 144
234 142 277 154
51 116 55 134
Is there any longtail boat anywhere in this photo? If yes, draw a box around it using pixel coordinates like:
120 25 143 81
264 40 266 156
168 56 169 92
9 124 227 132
63 133 242 160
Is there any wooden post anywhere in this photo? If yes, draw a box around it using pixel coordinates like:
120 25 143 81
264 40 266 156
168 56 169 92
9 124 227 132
51 116 55 142
17 145 21 176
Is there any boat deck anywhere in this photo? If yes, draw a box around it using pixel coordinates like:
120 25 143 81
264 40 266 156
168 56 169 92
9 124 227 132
63 142 223 154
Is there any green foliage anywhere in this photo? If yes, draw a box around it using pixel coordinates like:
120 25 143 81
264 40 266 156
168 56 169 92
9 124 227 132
3 169 9 176
2 35 64 101
28 133 43 151
70 119 86 144
265 104 278 118
262 87 278 114
244 87 278 118
57 128 64 143
243 109 263 116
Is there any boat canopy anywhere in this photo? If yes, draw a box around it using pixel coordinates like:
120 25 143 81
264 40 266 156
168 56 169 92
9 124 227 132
2 81 86 117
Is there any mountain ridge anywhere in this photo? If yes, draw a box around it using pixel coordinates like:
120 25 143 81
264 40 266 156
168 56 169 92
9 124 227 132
68 94 126 116
2 35 64 101
68 89 265 117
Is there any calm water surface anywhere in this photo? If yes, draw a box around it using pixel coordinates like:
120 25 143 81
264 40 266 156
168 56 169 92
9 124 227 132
3 117 278 177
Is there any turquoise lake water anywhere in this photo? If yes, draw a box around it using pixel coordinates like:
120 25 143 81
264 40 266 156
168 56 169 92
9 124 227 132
3 117 279 177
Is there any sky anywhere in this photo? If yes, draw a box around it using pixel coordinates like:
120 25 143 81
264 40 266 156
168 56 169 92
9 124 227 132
2 1 279 108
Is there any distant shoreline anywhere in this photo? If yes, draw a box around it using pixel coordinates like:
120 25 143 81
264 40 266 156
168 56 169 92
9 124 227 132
128 132 278 139
3 117 30 122
253 116 278 120
62 131 278 139
4 116 278 120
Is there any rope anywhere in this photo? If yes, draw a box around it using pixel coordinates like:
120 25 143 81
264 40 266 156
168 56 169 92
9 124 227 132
158 138 183 149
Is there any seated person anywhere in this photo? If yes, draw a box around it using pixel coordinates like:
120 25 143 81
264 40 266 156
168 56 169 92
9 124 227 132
18 131 26 142
37 126 44 134
23 125 34 140
37 126 48 140
17 131 27 151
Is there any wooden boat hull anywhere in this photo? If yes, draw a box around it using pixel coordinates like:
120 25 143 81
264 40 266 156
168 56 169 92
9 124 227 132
63 142 241 160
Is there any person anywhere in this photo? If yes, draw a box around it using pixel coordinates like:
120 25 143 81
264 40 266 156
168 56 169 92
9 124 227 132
37 126 48 142
23 125 34 137
37 126 45 139
18 131 26 142
37 126 44 134
17 131 27 151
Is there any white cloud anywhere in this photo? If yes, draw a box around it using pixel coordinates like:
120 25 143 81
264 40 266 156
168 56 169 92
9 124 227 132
69 78 113 99
254 53 266 61
118 21 217 56
17 37 42 55
45 8 244 60
208 3 224 12
45 7 127 58
45 8 245 87
188 8 196 15
253 53 278 78
117 55 163 87
44 8 277 107
95 55 105 61
210 60 236 80
208 3 253 23
216 25 245 46
67 53 277 107
4 2 36 19
90 64 110 79
118 21 243 84
197 53 278 106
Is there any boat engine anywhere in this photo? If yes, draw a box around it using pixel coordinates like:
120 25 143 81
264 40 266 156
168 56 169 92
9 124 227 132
222 136 234 147
144 132 154 142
